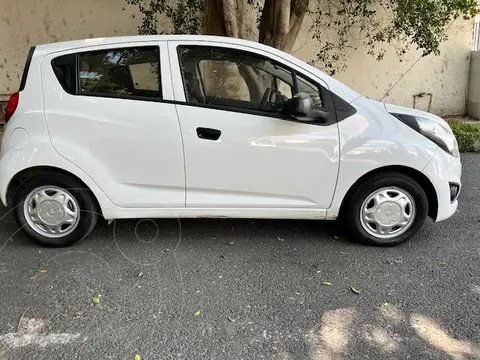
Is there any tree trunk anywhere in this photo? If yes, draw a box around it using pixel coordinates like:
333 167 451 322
258 0 308 52
203 0 246 38
203 0 309 52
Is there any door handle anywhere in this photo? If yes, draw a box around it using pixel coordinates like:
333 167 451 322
196 127 221 141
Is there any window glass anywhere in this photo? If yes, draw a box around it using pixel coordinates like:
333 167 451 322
78 46 161 98
297 75 322 106
178 46 294 113
52 54 76 94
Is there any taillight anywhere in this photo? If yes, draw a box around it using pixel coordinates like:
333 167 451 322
4 92 19 123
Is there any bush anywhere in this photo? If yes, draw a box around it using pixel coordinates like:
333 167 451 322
448 121 480 153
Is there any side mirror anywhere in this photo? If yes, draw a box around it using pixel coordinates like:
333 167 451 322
283 93 314 122
283 93 329 123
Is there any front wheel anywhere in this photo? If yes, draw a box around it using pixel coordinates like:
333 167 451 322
344 173 429 246
13 174 98 247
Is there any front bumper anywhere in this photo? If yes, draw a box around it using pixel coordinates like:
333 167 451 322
422 149 462 222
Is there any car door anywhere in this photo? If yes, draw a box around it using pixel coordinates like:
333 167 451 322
42 41 185 208
168 40 340 210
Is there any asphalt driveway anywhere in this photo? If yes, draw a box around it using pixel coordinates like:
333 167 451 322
0 154 479 360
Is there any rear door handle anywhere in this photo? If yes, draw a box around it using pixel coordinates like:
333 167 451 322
196 127 221 141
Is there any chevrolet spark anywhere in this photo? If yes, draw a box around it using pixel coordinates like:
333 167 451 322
0 35 461 247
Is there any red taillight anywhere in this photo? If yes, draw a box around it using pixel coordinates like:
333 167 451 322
4 92 19 123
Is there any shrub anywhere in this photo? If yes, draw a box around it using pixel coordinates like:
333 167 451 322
448 121 480 153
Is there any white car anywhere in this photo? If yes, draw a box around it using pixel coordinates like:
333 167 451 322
0 35 461 247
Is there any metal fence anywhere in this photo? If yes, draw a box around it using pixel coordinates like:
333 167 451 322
474 15 480 51
474 21 480 51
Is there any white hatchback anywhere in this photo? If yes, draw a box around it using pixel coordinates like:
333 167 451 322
0 35 461 247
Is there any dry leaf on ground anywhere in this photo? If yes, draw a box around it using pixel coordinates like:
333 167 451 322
350 287 361 294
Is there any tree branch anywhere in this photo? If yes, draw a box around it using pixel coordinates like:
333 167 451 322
284 6 307 52
203 0 227 35
223 0 240 37
259 0 275 45
274 0 291 49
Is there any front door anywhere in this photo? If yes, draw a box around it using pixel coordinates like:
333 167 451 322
168 41 340 210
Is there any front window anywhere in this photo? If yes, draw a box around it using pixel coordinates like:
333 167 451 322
178 46 318 114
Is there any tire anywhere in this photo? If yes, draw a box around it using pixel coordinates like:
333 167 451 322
343 172 428 246
13 173 98 247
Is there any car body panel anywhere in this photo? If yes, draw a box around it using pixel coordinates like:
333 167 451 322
326 96 438 219
167 40 340 209
40 41 186 208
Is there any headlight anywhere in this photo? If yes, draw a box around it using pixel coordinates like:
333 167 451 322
390 113 459 158
415 117 459 158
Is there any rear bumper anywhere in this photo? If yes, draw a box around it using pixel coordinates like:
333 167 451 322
0 155 16 207
422 149 462 222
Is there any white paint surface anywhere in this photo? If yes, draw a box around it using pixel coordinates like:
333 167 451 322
0 333 81 348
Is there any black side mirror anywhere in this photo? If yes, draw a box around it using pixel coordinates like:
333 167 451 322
283 93 329 123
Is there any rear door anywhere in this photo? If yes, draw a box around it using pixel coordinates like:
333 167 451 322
168 40 340 210
42 41 185 208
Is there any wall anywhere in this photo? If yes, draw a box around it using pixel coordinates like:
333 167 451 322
468 51 480 119
0 0 474 116
289 15 473 116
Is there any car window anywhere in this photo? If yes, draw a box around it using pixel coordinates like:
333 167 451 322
297 75 322 107
178 46 295 114
77 46 161 99
52 53 76 94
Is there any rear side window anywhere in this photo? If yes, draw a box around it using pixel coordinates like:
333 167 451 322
52 54 76 94
78 47 161 99
51 46 162 99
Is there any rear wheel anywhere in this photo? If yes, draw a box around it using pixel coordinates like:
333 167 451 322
344 173 429 246
13 174 98 247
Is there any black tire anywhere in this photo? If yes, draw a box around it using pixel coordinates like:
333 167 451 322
343 172 428 246
13 173 98 247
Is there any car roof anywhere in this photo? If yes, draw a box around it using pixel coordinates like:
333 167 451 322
35 35 271 53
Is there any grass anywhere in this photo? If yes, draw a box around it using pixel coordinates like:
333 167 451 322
448 121 480 153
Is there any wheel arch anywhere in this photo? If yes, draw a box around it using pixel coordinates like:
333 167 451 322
339 165 438 221
6 165 103 217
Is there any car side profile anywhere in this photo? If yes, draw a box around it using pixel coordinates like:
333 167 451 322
0 35 461 247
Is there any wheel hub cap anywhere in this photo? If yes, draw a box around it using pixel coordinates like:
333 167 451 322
39 201 65 225
360 187 416 240
376 202 402 225
23 186 80 238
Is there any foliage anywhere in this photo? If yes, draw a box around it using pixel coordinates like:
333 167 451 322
448 121 480 153
125 0 477 75
125 0 203 34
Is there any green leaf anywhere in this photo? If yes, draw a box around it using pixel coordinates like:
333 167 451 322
134 354 141 360
92 296 101 304
194 311 200 316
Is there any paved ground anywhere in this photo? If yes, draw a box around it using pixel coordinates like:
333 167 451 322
0 155 479 360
